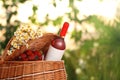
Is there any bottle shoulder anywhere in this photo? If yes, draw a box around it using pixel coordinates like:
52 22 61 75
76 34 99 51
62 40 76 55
51 37 65 50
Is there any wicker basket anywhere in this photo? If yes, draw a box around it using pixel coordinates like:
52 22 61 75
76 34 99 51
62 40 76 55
0 61 67 80
0 33 67 80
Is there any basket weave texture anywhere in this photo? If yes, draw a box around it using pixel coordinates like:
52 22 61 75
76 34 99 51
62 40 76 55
0 61 67 80
2 33 58 61
0 33 67 80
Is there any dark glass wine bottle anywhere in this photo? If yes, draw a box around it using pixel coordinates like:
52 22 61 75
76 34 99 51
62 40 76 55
45 22 69 61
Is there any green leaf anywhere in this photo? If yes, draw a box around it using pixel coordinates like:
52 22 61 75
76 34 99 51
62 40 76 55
53 17 62 26
19 0 27 3
52 0 56 7
71 30 82 42
32 5 38 12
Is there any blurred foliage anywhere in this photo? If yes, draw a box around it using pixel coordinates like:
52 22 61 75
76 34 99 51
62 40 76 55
29 5 38 24
0 0 120 80
0 0 23 53
64 15 120 80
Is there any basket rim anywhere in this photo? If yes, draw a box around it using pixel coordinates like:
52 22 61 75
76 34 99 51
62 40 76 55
3 60 64 64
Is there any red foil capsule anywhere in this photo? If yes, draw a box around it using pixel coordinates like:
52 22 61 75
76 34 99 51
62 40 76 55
60 22 69 37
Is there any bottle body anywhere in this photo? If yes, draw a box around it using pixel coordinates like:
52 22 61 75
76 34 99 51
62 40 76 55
45 45 65 61
45 37 65 61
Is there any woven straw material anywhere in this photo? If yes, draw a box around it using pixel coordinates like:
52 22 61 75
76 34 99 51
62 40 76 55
0 61 67 80
1 33 58 61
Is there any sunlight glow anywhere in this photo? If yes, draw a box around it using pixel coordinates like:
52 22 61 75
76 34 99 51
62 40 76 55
75 0 117 19
0 0 118 44
17 1 33 23
0 0 118 24
17 0 70 23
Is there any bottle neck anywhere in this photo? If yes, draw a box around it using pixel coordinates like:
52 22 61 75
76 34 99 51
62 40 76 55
60 36 65 39
60 22 69 37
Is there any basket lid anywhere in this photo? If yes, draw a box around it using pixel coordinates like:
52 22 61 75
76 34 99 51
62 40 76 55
1 33 58 62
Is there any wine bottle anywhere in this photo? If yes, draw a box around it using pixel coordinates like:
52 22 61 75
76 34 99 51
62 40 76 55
45 22 69 61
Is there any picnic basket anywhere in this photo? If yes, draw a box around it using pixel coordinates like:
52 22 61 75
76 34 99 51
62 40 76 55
0 33 67 80
0 61 67 80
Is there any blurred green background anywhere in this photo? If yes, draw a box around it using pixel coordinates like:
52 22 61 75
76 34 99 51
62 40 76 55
0 0 120 80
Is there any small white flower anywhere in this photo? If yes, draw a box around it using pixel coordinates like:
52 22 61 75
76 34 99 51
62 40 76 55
8 24 43 55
